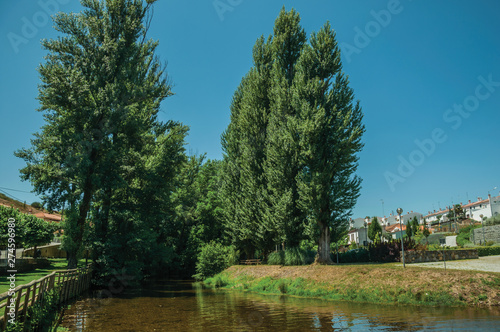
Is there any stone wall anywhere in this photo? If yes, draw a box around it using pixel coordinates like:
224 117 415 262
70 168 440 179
24 243 67 258
403 249 478 264
472 224 500 245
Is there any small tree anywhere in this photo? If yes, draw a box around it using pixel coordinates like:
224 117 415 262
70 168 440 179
406 221 413 238
22 215 58 258
422 219 430 242
193 241 238 280
411 216 419 236
368 217 382 242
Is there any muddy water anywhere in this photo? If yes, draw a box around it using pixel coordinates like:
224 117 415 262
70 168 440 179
59 280 500 331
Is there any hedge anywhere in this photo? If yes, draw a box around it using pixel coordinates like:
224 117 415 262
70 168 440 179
477 246 500 257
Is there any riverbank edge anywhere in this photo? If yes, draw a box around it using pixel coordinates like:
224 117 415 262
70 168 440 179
204 264 500 307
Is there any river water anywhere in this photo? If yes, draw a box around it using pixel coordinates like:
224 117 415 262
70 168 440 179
59 280 500 331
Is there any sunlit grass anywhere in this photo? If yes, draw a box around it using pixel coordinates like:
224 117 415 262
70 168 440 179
203 263 498 307
0 258 87 295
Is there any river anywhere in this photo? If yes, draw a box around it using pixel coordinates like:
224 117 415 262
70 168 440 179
58 280 500 331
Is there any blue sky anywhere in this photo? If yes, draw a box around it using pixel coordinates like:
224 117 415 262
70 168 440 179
0 0 499 220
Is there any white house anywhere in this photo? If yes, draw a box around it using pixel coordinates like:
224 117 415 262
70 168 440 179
385 211 423 227
424 208 451 225
347 227 370 246
462 194 500 221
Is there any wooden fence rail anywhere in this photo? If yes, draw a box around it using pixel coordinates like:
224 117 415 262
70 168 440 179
0 264 92 331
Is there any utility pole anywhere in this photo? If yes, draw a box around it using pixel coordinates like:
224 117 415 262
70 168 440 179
397 208 405 268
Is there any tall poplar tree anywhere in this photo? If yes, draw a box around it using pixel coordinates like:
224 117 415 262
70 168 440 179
15 0 179 268
221 8 364 263
264 10 307 249
295 23 364 263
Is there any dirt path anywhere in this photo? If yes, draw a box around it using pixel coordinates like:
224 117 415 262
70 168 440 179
409 255 500 272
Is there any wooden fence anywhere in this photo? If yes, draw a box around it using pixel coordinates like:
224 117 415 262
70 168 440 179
0 265 92 331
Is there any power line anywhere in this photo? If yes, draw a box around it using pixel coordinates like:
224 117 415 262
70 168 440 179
0 186 32 194
0 189 24 203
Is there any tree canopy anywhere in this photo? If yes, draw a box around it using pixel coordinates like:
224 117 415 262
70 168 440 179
15 3 365 280
15 0 186 273
221 7 364 263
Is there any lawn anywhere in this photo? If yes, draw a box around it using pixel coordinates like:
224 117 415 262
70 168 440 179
0 258 88 295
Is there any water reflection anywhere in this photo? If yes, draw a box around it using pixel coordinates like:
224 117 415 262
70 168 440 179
59 280 500 331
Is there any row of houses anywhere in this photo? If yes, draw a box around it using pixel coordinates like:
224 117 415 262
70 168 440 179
424 194 500 224
348 191 500 246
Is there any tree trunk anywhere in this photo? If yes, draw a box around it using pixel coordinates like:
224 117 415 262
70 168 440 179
67 251 78 269
67 149 96 269
315 220 333 264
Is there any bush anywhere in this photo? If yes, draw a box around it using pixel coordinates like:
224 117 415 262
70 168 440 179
367 240 401 263
337 248 370 263
285 247 315 265
5 289 61 332
193 241 238 280
335 238 417 263
456 225 481 247
267 251 285 265
31 201 43 209
268 248 315 266
477 246 500 256
485 214 500 226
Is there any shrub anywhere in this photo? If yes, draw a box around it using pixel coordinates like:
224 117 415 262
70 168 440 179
31 201 43 209
368 240 400 263
268 248 315 265
477 246 500 256
284 247 315 266
337 248 370 263
267 251 285 265
5 289 61 332
485 214 500 226
456 225 481 247
278 279 288 294
193 241 238 280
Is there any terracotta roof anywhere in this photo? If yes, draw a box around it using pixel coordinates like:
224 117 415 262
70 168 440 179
385 223 406 233
462 197 496 209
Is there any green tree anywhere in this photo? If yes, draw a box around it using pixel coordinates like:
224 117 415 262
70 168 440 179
221 9 364 264
422 219 430 241
264 9 307 250
22 215 58 257
221 9 307 257
15 0 176 269
295 22 364 264
368 217 382 242
171 155 225 275
0 206 58 258
411 216 419 236
405 221 413 238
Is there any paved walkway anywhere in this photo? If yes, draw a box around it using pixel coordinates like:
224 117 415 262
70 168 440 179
410 255 500 273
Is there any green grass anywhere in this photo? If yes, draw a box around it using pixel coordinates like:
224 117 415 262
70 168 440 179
0 258 87 295
205 270 465 308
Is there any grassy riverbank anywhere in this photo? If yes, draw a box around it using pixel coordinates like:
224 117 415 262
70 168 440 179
205 263 500 307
